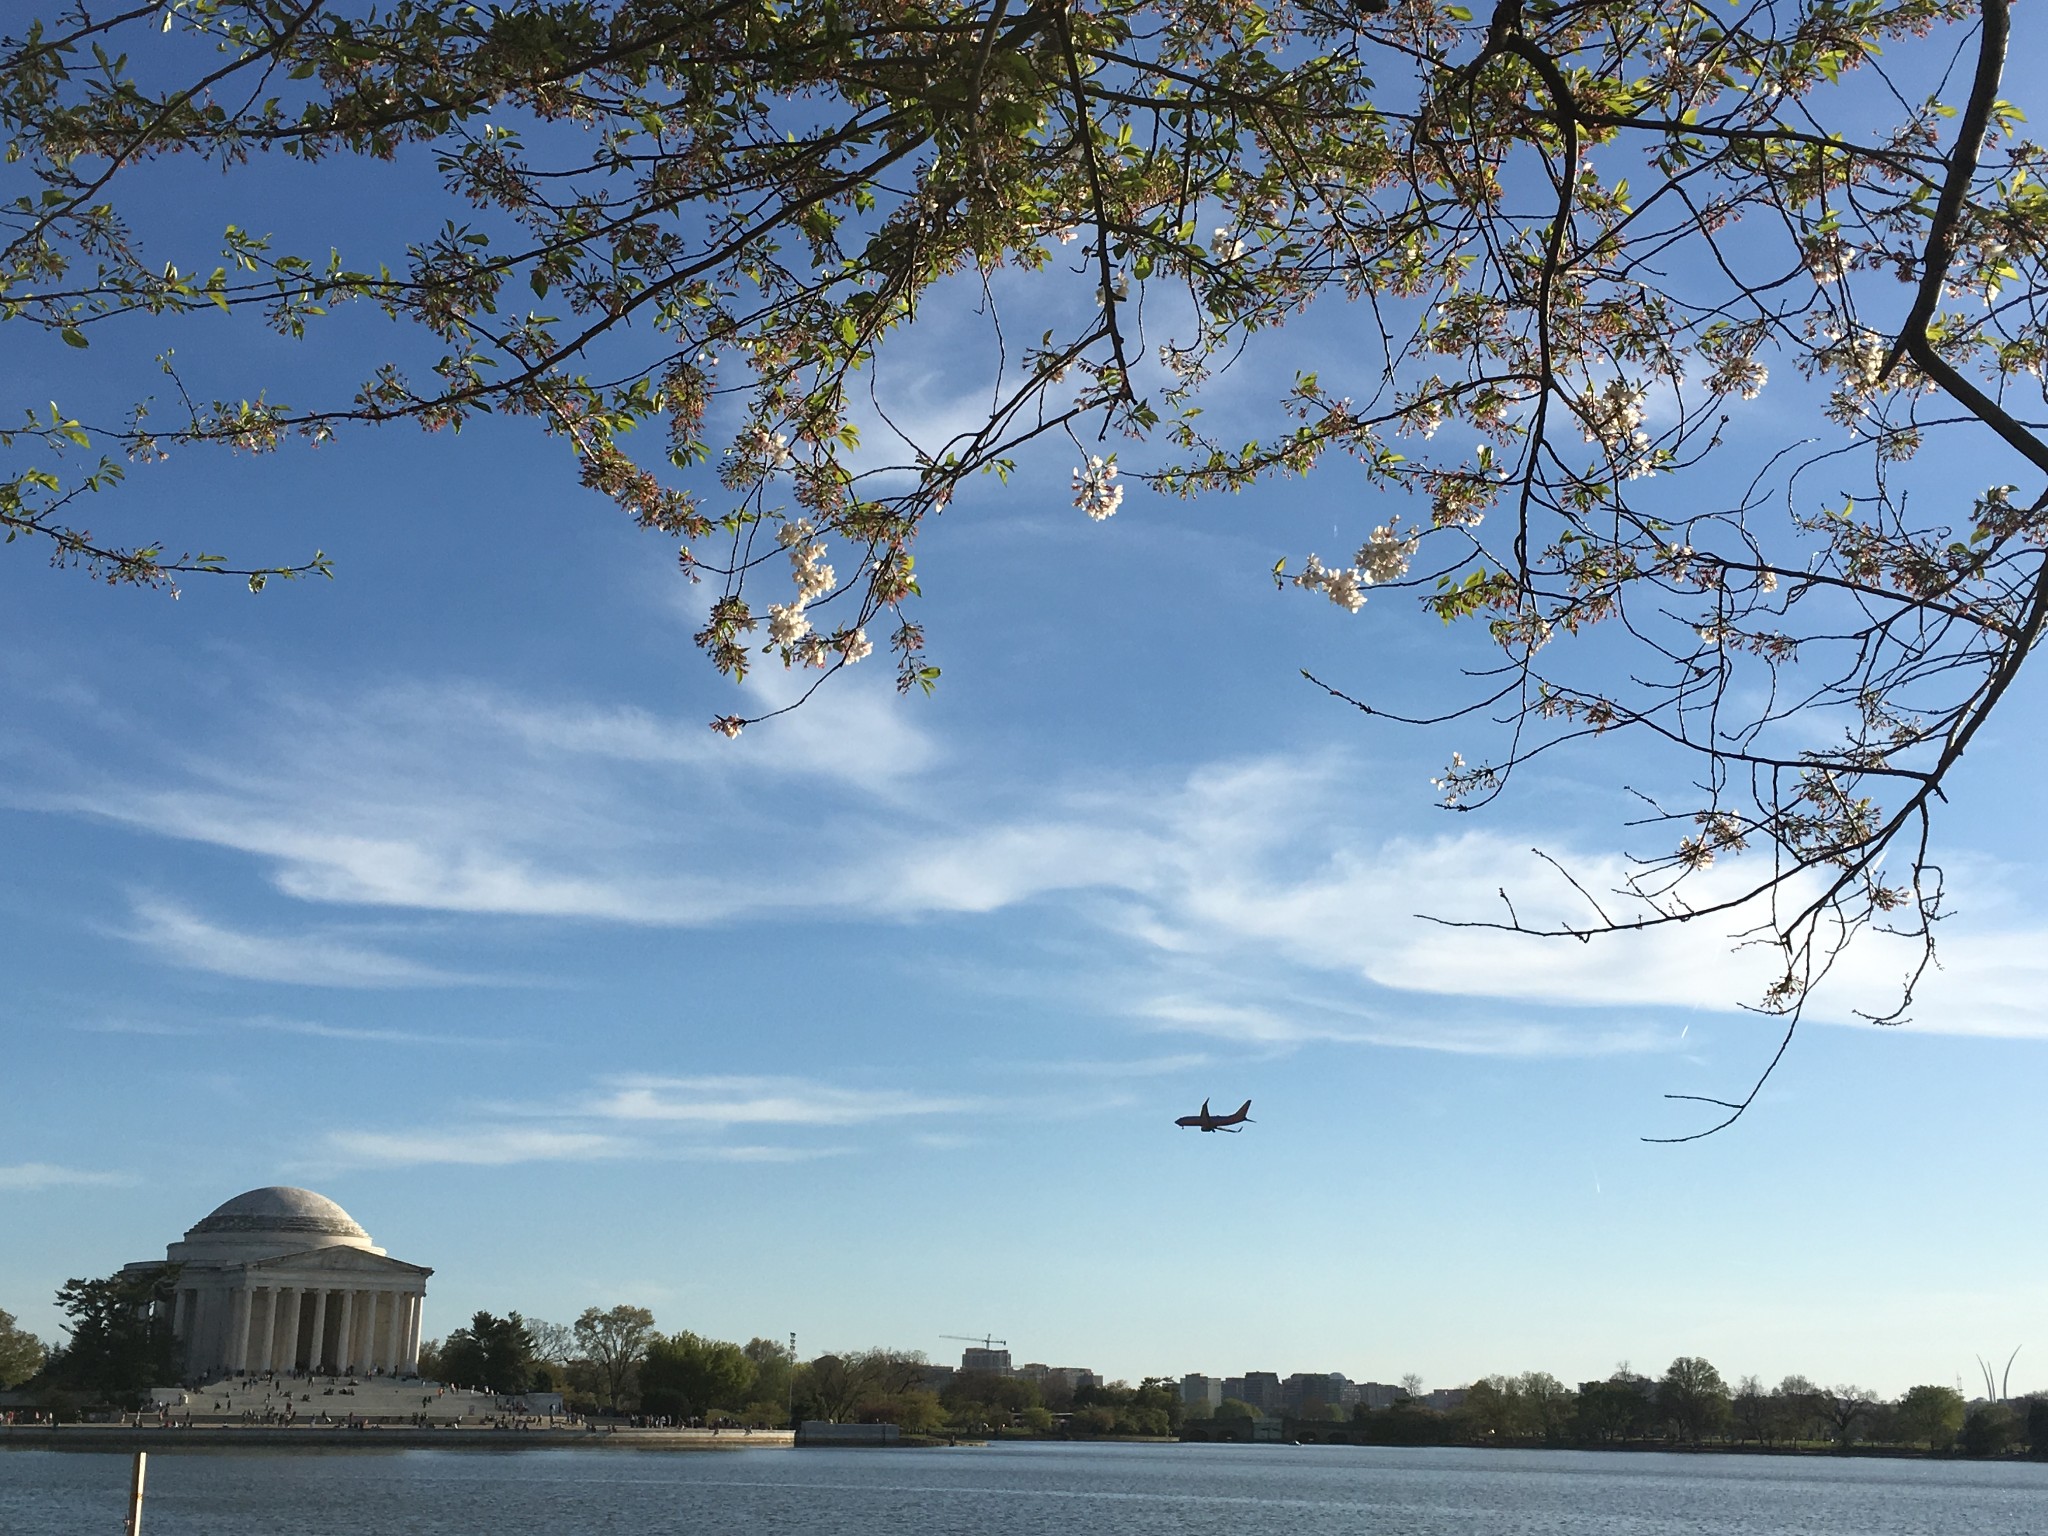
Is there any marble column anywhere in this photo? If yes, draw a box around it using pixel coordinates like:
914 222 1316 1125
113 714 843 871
336 1290 356 1373
307 1289 329 1374
230 1286 253 1374
260 1287 280 1372
357 1290 377 1373
381 1294 403 1374
362 1294 382 1376
280 1288 304 1372
260 1287 281 1371
403 1293 422 1374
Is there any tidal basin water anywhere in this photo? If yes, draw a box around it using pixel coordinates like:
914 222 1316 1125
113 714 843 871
5 1441 2046 1535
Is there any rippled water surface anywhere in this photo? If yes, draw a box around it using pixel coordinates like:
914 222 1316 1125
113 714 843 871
4 1441 2045 1535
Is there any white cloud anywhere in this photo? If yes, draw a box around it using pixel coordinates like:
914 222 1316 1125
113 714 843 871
241 1017 500 1046
0 1162 132 1190
583 1075 979 1127
123 896 482 988
1128 993 1668 1057
322 1128 627 1167
26 668 2048 1048
309 1070 978 1169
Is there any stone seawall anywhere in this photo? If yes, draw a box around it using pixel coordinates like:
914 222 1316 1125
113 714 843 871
0 1426 793 1453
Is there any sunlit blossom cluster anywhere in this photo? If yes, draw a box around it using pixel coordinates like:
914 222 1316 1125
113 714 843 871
1428 471 1492 529
1801 231 1856 284
1578 378 1655 478
1294 552 1368 612
1294 522 1419 612
741 422 792 467
763 519 860 668
778 518 836 601
1359 521 1420 584
1072 455 1124 520
1706 355 1769 400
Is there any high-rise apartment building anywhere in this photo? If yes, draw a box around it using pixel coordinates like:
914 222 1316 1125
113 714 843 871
1180 1373 1224 1409
1239 1371 1282 1412
1281 1372 1350 1413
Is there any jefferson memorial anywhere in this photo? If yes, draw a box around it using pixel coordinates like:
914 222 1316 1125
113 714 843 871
127 1187 431 1380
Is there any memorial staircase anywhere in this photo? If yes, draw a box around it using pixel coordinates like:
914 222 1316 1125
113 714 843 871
159 1372 557 1426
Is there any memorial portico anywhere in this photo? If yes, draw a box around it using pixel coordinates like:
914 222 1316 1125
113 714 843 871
126 1187 431 1380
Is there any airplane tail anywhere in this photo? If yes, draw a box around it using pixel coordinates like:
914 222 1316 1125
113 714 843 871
1232 1099 1253 1121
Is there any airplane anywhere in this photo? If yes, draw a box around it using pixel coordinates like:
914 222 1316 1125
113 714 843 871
1175 1098 1253 1133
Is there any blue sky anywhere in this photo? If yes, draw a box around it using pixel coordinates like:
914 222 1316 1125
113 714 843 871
6 38 2048 1402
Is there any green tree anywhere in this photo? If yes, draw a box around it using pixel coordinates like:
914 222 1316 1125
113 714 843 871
1576 1369 1658 1445
8 0 2048 1103
1770 1376 1827 1445
741 1337 794 1420
1962 1403 2015 1458
437 1311 538 1393
1658 1358 1731 1444
1894 1385 1967 1452
1463 1376 1521 1440
1731 1375 1771 1446
2024 1397 2048 1458
1515 1372 1574 1444
795 1349 932 1422
1820 1384 1878 1447
525 1318 577 1371
573 1304 657 1415
0 1308 47 1389
639 1331 757 1419
50 1267 181 1406
943 1367 1042 1432
1213 1397 1259 1421
1356 1399 1452 1447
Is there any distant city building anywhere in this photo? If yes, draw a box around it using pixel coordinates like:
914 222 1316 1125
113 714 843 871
1355 1381 1407 1410
1239 1371 1282 1412
1281 1372 1349 1413
1180 1373 1224 1409
916 1363 957 1393
1224 1376 1247 1402
961 1346 1013 1374
1423 1387 1468 1412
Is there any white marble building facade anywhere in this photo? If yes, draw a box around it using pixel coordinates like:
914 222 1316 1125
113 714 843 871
128 1187 431 1381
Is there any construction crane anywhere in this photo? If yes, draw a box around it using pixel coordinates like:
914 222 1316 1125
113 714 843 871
941 1334 1008 1351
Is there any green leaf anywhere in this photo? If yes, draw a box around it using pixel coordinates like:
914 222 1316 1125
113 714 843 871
60 327 89 349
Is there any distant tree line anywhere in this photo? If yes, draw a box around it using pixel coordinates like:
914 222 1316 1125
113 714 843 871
414 1310 1190 1437
7 1275 2044 1456
1215 1359 2048 1458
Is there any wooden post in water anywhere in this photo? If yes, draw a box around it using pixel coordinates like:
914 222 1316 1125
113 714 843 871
125 1450 146 1536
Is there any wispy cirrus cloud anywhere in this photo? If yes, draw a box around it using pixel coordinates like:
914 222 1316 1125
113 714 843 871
122 895 485 989
0 1162 133 1190
242 1017 504 1046
582 1075 979 1127
308 1071 976 1169
321 1127 627 1168
23 667 2048 1047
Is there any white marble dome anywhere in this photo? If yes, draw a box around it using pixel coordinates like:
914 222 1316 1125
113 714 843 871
168 1186 385 1261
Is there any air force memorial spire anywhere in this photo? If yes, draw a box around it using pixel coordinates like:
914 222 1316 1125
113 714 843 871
126 1187 431 1379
